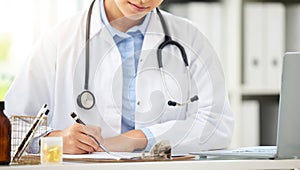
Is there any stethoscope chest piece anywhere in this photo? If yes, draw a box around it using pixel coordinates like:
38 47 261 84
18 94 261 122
77 90 95 110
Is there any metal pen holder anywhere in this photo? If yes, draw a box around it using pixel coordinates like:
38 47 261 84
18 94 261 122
9 115 47 165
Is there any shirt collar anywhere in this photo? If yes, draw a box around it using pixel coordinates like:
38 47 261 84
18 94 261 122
100 0 151 38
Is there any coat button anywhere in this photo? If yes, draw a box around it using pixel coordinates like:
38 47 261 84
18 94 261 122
137 101 141 106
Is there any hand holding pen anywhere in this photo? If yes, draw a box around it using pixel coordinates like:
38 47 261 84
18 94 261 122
70 112 110 154
47 113 106 154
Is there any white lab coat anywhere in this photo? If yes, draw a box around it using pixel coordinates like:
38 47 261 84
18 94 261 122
5 0 234 154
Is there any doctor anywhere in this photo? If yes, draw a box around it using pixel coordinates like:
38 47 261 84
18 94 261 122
5 0 234 154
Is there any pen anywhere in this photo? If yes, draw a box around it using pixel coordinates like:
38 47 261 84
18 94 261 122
70 112 110 154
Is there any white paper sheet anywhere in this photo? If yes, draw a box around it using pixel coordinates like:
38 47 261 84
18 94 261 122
63 152 142 160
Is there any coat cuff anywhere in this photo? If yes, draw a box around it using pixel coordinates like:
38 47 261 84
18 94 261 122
140 128 156 151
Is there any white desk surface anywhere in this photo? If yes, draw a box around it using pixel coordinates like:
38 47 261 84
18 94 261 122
2 159 300 170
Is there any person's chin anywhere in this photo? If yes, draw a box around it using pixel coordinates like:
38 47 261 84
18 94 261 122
125 12 147 21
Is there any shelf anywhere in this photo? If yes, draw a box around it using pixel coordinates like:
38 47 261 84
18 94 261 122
241 87 280 96
161 0 222 10
161 0 221 9
163 0 220 3
244 0 300 4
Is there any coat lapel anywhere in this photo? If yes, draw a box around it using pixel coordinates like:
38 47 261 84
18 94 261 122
87 0 123 134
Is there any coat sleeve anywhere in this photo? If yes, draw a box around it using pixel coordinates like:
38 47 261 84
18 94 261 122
143 22 234 154
5 31 57 118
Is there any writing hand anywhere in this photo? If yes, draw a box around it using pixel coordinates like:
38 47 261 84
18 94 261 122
48 123 103 154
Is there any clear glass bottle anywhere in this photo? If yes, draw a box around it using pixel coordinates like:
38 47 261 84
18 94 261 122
0 101 11 165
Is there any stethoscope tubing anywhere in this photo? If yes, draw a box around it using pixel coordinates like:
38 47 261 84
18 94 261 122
78 0 197 109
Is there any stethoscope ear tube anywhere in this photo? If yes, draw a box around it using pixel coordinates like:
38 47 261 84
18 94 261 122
168 95 199 107
190 95 199 102
157 39 189 67
156 8 198 107
77 0 96 110
156 8 189 68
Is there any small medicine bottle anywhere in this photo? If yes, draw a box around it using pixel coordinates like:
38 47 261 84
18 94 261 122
0 101 11 165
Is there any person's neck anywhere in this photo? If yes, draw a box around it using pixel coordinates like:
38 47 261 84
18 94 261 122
104 0 143 32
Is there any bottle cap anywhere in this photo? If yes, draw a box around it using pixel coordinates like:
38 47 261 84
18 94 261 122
0 101 4 110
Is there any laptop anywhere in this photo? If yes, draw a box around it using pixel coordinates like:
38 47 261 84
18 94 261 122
190 52 300 159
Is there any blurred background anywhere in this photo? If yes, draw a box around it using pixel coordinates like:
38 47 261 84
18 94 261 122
0 0 299 148
0 0 92 99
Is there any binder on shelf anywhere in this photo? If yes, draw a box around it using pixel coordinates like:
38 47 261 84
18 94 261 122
186 2 223 60
286 4 300 52
264 3 285 90
244 2 264 90
243 2 285 91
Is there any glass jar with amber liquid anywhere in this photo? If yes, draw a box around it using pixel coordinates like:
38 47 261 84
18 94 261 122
0 101 11 165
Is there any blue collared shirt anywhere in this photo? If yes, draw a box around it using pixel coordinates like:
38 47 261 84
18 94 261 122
100 0 155 151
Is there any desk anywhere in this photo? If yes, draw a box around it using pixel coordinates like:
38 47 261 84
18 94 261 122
1 159 300 170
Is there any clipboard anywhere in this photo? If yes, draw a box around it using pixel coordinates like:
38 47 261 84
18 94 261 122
63 153 195 163
19 153 195 164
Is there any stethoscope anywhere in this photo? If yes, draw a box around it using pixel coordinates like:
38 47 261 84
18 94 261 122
77 0 199 110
